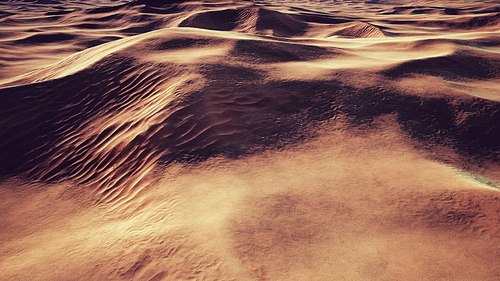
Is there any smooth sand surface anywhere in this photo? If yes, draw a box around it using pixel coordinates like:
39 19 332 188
0 0 499 280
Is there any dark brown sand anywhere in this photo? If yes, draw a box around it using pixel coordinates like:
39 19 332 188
0 0 499 280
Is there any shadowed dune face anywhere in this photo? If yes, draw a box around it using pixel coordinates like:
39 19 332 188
178 7 310 37
1 28 498 196
0 0 500 280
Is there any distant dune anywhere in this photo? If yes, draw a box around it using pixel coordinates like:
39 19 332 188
0 0 499 280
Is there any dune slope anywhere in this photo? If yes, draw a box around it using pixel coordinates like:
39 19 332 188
0 0 499 280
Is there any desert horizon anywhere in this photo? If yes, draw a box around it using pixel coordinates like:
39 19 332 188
0 0 499 280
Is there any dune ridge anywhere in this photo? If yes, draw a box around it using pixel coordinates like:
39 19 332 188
0 0 499 280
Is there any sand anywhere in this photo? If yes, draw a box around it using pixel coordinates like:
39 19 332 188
0 0 499 280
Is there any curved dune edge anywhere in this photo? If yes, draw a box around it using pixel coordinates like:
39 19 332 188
0 0 499 280
0 27 498 198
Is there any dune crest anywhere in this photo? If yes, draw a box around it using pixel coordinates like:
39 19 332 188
0 0 499 280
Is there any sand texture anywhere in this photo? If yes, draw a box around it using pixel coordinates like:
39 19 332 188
0 0 499 280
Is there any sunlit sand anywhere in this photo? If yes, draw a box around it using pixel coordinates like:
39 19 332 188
0 0 499 280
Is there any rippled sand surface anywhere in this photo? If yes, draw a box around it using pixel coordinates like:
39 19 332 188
0 0 499 280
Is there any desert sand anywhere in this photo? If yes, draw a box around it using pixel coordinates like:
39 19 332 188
0 0 499 280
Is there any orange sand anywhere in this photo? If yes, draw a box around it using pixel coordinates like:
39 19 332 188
0 0 499 280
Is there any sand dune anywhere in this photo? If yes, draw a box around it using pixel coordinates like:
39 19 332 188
0 0 499 280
